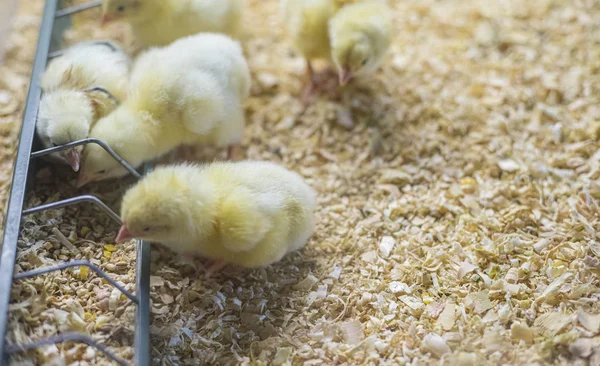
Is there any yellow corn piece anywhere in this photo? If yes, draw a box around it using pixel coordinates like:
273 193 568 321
460 177 476 186
104 244 117 252
103 250 112 258
78 266 89 280
80 226 91 236
95 315 110 329
489 265 500 279
422 292 432 305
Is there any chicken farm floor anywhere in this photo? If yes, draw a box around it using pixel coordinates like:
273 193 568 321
1 0 600 365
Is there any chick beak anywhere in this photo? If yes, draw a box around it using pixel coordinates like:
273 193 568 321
66 149 81 172
339 68 353 86
116 224 134 243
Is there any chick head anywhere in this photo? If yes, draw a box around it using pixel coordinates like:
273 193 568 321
78 108 133 186
38 90 94 171
101 0 144 24
116 168 195 243
331 33 377 86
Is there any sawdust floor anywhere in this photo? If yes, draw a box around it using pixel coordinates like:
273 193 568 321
2 0 600 365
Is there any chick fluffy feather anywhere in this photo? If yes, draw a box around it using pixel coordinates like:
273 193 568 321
102 0 245 47
37 41 130 171
79 33 250 185
281 0 392 86
329 0 392 84
280 0 338 61
119 161 317 268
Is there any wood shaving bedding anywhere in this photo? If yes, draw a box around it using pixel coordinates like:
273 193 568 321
1 0 599 365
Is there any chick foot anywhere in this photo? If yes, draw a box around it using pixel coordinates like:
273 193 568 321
301 63 342 105
204 259 227 278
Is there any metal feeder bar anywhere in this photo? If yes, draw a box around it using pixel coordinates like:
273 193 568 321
22 195 122 224
31 138 142 179
5 332 128 366
13 259 138 304
0 1 151 365
55 0 100 18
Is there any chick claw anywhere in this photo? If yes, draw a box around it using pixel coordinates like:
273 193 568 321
301 63 341 105
204 259 227 279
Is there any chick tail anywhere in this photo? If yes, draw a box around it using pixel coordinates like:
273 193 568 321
285 198 315 254
217 187 271 253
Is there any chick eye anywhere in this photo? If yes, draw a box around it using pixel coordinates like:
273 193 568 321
117 6 125 12
361 59 368 66
143 227 151 232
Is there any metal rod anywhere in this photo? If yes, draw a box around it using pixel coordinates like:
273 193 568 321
47 49 65 59
134 242 151 365
55 1 101 18
0 0 58 360
133 162 152 365
2 1 151 364
13 260 138 304
22 195 122 224
83 86 121 105
5 332 128 366
48 40 118 60
31 138 142 179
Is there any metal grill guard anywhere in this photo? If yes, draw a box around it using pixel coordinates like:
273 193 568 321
0 1 151 365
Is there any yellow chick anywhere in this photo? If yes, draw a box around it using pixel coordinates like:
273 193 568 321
101 0 245 47
78 33 250 186
281 0 391 97
329 0 392 85
116 161 317 275
280 0 338 97
37 41 130 171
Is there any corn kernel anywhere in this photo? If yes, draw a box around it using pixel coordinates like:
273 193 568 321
422 292 432 305
104 244 117 252
95 315 110 329
460 177 476 186
79 266 89 280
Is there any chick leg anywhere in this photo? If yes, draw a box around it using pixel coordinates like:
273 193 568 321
301 61 318 105
204 259 227 279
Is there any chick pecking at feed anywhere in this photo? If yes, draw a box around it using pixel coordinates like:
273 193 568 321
280 0 339 101
116 161 317 277
37 41 130 172
280 0 392 101
329 0 392 86
78 33 251 187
